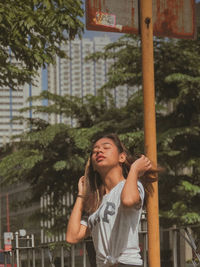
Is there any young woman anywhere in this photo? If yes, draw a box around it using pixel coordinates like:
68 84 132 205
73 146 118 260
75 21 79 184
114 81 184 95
66 133 158 267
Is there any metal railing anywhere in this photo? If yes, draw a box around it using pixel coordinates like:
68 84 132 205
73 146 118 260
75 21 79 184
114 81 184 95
1 226 200 267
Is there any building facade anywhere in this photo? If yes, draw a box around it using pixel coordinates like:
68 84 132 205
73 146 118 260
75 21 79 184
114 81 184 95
0 37 134 146
0 73 43 147
47 36 135 125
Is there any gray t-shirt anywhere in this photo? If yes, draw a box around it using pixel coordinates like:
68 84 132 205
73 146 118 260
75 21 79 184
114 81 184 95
81 180 144 267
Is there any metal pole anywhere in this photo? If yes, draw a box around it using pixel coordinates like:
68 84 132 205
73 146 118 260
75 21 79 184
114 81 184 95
6 194 10 232
15 232 20 267
61 245 64 267
31 234 36 267
27 235 31 267
140 1 161 267
71 245 75 267
141 211 148 267
143 232 148 267
11 250 15 267
5 252 7 266
83 242 87 267
41 247 45 267
172 228 178 267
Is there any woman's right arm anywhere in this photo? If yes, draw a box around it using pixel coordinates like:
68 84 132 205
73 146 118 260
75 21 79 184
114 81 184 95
66 176 90 244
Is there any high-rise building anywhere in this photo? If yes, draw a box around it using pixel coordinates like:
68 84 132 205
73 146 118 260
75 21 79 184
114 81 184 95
47 36 135 125
0 37 134 146
0 70 43 147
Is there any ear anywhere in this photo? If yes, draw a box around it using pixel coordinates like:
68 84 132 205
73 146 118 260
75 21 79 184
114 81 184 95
119 152 126 164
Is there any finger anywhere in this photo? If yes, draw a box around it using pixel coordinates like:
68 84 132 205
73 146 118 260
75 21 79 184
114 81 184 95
79 176 85 184
147 160 151 165
144 156 151 164
146 162 152 170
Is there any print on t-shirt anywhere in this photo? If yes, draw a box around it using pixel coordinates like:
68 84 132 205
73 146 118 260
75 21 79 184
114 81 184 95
89 201 116 230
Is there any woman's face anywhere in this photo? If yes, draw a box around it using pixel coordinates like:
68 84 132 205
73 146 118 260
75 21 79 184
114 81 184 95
91 137 125 172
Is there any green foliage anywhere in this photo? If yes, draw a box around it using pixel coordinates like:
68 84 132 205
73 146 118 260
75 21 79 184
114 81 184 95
86 34 142 90
0 91 146 233
178 181 200 197
86 32 200 228
1 31 200 234
0 0 84 89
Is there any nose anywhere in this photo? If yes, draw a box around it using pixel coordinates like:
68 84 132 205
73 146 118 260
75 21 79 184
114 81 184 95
96 149 103 155
95 147 104 156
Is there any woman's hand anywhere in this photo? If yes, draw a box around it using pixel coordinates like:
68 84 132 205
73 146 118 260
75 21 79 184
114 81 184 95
130 155 152 177
78 176 86 196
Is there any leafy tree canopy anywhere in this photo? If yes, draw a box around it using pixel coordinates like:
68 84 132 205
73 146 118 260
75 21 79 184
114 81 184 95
1 31 200 234
87 31 200 228
0 0 84 89
0 91 145 233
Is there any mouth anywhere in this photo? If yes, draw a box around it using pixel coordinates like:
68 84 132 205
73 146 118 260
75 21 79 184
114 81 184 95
96 155 105 162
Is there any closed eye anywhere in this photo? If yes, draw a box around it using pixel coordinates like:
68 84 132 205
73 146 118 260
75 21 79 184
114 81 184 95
103 144 112 149
92 142 112 154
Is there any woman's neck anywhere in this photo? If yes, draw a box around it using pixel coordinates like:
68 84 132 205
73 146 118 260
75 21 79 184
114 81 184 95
100 167 125 194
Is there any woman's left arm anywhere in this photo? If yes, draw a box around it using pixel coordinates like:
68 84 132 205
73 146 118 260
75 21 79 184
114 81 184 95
121 155 152 208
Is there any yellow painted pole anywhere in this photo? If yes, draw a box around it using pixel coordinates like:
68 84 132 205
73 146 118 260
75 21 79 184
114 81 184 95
140 1 161 267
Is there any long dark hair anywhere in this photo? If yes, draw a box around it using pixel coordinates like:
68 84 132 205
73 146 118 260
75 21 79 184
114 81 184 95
83 133 159 214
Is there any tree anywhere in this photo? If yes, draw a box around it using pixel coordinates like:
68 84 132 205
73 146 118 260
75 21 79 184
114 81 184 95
87 33 200 228
0 91 144 234
0 0 84 89
1 32 200 234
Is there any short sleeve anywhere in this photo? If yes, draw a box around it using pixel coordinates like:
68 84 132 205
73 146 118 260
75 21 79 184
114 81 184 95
137 181 145 205
81 214 88 227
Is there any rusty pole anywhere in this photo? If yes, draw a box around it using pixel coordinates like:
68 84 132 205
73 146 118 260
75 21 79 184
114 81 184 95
140 1 161 267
